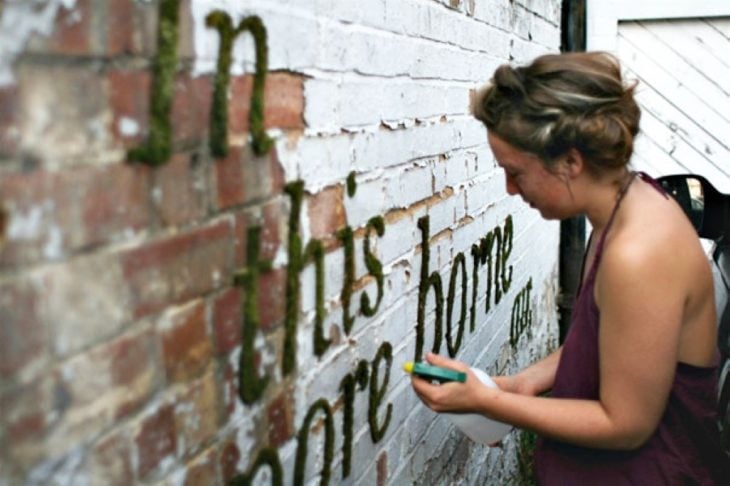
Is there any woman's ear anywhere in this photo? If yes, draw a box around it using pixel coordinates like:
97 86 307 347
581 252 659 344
562 148 585 178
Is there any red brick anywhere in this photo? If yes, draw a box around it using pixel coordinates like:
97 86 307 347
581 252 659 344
135 404 177 479
161 300 213 383
377 451 388 486
0 276 47 376
267 391 294 447
211 287 243 354
61 328 159 422
0 205 7 245
0 164 151 268
0 375 56 446
215 147 290 212
88 429 134 486
307 185 346 240
269 147 286 195
171 73 213 146
107 0 135 55
185 448 219 486
233 211 249 267
228 72 305 135
46 0 92 56
122 220 234 318
80 164 152 245
215 147 247 209
219 440 241 483
0 86 19 157
174 371 220 458
260 201 282 262
153 152 207 227
109 330 156 389
108 70 151 148
259 268 286 330
221 362 238 420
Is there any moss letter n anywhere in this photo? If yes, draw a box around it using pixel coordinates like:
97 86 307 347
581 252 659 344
206 11 274 157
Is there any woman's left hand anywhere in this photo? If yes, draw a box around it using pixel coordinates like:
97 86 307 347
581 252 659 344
410 353 495 414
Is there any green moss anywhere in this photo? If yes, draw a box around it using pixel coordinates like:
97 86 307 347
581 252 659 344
206 12 273 157
283 181 305 375
233 226 272 405
481 231 494 313
360 216 385 317
229 447 283 486
339 360 370 478
501 215 514 293
294 399 335 486
415 216 444 361
510 278 533 348
337 226 356 335
369 342 393 443
492 226 503 305
346 171 358 198
127 0 179 166
304 239 330 356
445 252 467 357
469 243 481 333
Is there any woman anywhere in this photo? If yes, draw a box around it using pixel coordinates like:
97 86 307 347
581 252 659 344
411 52 729 484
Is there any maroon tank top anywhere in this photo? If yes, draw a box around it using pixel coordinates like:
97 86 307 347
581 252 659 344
534 172 730 485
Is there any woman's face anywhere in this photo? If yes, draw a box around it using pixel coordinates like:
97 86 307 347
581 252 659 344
487 132 573 220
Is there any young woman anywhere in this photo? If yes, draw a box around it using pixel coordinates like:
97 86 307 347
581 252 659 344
410 52 730 484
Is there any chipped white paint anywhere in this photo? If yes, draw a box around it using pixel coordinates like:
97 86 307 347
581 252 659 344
0 0 78 86
7 204 45 240
118 117 140 137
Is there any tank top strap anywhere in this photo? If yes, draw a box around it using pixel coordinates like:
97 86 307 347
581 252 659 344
585 171 638 283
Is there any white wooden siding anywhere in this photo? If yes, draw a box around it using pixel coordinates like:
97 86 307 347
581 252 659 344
618 18 730 192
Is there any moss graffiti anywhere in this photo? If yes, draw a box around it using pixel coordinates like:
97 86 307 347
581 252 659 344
206 11 273 157
127 0 179 166
415 214 516 362
128 2 272 166
128 11 542 484
510 278 534 348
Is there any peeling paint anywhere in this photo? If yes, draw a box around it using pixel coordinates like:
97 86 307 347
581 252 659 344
7 202 47 240
0 0 78 86
118 117 140 137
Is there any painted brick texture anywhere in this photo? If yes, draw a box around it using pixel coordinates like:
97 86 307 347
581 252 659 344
0 0 561 484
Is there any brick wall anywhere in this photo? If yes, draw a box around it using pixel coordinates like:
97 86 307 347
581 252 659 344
0 0 562 484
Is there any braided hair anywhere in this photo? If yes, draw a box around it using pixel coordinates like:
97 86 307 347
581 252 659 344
471 52 640 174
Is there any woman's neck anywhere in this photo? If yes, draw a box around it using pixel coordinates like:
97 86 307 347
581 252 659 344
580 169 634 233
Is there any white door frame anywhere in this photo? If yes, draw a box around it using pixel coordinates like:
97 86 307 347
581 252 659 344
586 0 730 51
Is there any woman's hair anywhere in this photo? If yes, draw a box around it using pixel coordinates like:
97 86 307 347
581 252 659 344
471 52 640 174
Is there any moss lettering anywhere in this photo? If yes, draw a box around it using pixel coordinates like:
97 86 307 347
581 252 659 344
446 252 467 357
510 278 533 348
233 226 273 404
369 342 393 442
283 181 305 375
206 12 273 157
294 399 335 486
129 6 272 166
127 0 179 166
415 215 444 361
339 360 369 478
416 214 515 361
230 447 283 486
337 226 357 334
360 216 385 317
304 239 330 356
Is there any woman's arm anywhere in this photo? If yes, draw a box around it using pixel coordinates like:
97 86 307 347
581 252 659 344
412 238 686 450
492 347 562 396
